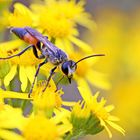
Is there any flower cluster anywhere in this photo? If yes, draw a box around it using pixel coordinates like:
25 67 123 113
0 0 124 140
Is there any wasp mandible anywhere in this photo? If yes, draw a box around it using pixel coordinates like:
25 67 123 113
0 27 104 97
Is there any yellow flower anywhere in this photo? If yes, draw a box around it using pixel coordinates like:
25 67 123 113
70 101 104 138
0 102 25 140
23 115 61 140
31 79 75 111
0 100 72 140
33 90 62 111
72 101 90 119
0 87 72 140
78 79 125 138
22 114 72 140
31 80 63 117
8 1 95 52
0 40 40 92
0 103 25 129
9 3 35 27
31 0 95 37
0 79 74 109
0 40 23 57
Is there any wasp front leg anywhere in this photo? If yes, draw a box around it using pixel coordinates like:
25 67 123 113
0 45 33 60
42 66 57 92
55 75 64 92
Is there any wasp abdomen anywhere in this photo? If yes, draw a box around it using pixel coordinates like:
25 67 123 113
11 27 27 40
11 27 38 45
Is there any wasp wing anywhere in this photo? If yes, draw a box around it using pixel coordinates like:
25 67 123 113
24 27 58 54
24 27 68 63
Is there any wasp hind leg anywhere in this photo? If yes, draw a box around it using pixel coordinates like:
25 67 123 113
28 59 48 98
33 42 45 59
0 45 33 60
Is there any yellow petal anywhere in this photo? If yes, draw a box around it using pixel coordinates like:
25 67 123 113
76 12 97 31
0 90 29 100
62 101 76 106
9 3 34 27
25 66 36 84
100 119 112 138
62 39 74 53
54 108 71 121
108 115 120 122
0 129 24 140
106 120 125 136
51 111 69 124
55 38 67 52
0 105 26 129
86 70 111 90
69 36 93 53
77 78 92 101
4 65 17 87
58 123 73 136
19 66 28 92
105 105 115 112
0 40 23 52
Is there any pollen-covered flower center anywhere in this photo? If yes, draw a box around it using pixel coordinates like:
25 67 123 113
32 80 62 110
34 1 84 38
23 116 60 140
39 10 74 38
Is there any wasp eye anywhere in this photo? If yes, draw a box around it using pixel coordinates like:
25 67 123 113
61 62 69 75
61 60 77 76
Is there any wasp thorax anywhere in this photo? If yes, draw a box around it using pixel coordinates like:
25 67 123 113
61 60 77 77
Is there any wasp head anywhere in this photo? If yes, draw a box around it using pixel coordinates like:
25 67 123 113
61 60 77 83
61 54 105 84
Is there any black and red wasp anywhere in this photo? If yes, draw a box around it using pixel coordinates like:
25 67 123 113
0 27 104 97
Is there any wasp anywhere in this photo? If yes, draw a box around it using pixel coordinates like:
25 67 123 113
0 27 104 97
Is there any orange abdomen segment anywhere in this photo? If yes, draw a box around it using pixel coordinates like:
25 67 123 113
23 33 38 45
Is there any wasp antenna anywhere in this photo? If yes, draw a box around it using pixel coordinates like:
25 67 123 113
73 54 105 67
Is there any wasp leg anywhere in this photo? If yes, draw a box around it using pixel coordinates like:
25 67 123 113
33 46 45 59
33 46 39 58
42 66 57 92
55 75 64 92
0 45 33 60
28 59 48 98
36 41 41 50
